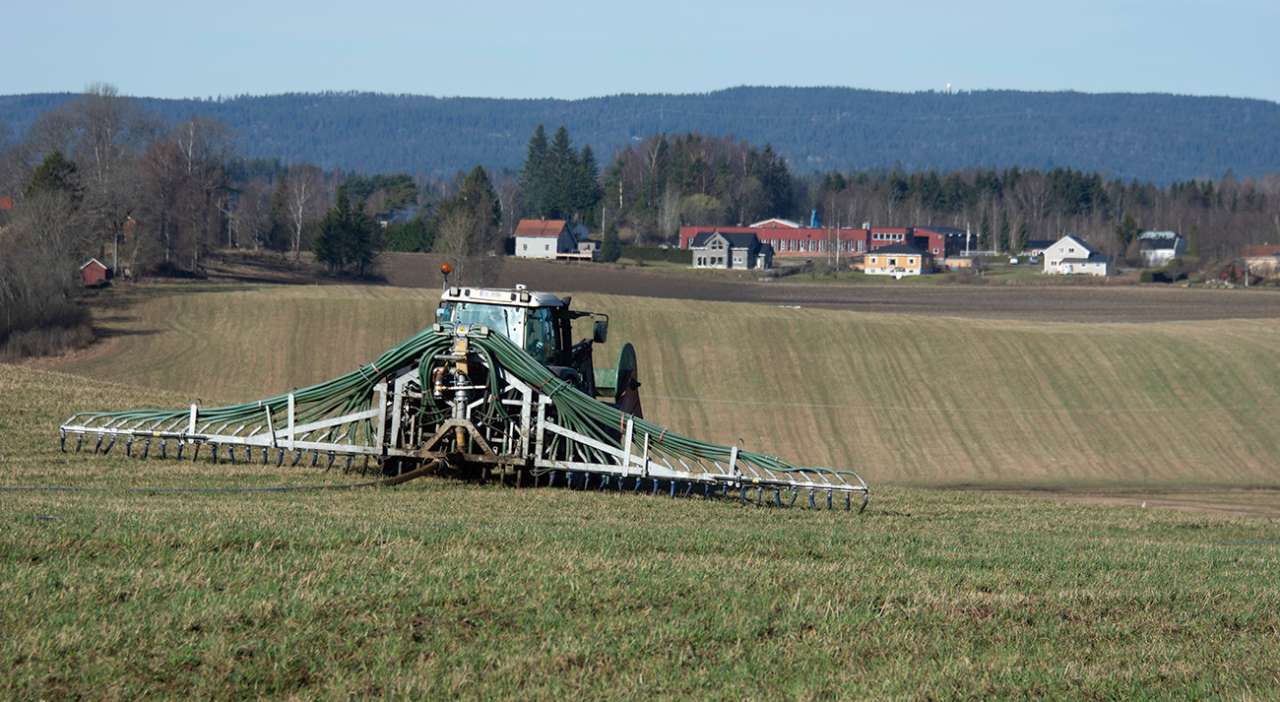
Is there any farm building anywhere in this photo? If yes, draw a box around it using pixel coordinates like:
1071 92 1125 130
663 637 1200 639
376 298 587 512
1043 235 1110 277
678 222 963 263
864 243 931 278
1240 244 1280 278
80 258 111 287
513 219 587 260
689 231 773 270
1137 231 1186 267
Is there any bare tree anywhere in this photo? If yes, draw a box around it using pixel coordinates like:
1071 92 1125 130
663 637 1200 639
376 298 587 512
285 165 323 259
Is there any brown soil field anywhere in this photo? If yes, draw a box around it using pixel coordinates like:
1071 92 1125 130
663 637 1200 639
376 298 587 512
376 253 1280 323
204 250 1280 323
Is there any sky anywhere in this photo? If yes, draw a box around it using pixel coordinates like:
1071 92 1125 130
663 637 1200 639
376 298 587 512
5 0 1278 103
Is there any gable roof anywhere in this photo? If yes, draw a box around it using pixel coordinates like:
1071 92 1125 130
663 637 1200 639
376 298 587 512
749 218 800 229
1138 230 1180 241
1051 234 1098 254
80 257 108 271
871 243 927 255
1023 239 1057 251
514 219 568 237
690 231 760 248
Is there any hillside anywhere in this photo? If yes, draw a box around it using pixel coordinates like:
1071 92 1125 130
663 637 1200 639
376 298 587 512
37 283 1280 486
3 87 1279 181
5 362 1279 696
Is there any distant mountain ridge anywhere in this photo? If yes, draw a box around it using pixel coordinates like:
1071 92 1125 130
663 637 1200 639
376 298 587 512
2 87 1278 182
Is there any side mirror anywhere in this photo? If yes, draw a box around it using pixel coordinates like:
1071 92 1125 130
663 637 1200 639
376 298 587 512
593 319 609 344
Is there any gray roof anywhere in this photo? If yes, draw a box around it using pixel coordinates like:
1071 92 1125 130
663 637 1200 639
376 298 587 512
1023 239 1057 250
872 243 928 255
1060 253 1111 264
1057 234 1099 254
1138 230 1180 241
690 231 760 248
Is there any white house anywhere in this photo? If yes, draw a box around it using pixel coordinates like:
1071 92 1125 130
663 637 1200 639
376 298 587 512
1043 234 1111 277
1137 230 1187 267
514 219 578 259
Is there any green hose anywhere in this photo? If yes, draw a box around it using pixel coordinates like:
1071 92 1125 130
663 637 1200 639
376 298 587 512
74 325 863 486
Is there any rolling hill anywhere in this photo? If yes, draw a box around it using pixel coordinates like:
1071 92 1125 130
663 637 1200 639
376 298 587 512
3 87 1279 181
34 282 1280 486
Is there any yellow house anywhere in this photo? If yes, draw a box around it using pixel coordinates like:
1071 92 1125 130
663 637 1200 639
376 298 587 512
865 244 931 278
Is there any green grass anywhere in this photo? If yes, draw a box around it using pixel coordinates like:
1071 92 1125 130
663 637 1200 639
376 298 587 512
5 289 1280 698
3 430 1280 698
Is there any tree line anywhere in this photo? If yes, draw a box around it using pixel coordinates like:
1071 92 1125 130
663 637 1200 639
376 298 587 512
3 89 1279 355
5 87 1278 182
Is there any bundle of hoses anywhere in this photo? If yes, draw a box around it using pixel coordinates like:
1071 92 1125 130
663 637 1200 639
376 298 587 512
69 325 865 488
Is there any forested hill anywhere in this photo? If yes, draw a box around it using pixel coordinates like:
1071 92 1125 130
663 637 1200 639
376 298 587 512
3 87 1278 182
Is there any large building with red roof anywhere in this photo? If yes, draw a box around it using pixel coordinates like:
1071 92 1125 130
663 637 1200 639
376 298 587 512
677 221 967 262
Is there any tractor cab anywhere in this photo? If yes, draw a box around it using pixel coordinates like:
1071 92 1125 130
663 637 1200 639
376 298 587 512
436 285 638 415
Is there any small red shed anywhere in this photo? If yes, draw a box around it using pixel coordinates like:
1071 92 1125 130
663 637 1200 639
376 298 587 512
80 258 110 287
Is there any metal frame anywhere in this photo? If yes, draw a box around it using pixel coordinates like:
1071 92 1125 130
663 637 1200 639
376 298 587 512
60 329 870 511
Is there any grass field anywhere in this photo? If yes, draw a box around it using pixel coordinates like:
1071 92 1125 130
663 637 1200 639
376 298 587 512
4 281 1280 698
3 365 1280 698
37 282 1280 487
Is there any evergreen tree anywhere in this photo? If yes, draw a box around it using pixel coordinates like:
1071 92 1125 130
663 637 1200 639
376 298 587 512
997 209 1010 253
548 125 576 219
600 223 621 263
26 150 82 204
314 185 379 275
265 179 291 251
519 125 549 218
1114 213 1140 251
574 144 602 218
432 166 501 257
979 208 992 250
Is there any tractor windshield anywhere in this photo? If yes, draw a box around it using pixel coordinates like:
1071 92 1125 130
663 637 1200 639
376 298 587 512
438 302 520 343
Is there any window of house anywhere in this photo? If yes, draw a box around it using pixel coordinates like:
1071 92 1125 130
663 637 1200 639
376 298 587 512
889 258 897 266
522 243 527 251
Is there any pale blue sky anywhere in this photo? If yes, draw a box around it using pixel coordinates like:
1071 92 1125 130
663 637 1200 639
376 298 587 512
6 0 1278 102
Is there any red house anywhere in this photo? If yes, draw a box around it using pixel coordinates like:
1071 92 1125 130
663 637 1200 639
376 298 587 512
80 258 110 287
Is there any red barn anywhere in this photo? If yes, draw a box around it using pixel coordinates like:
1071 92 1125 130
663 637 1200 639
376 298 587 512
80 258 110 287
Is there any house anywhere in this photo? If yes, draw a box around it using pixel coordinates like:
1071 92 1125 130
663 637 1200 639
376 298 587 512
1042 235 1110 276
80 258 111 287
1239 244 1280 278
689 231 772 270
514 219 578 259
864 243 931 278
1137 231 1186 267
1021 239 1057 257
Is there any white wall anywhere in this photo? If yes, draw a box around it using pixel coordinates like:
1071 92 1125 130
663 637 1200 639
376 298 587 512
515 237 557 259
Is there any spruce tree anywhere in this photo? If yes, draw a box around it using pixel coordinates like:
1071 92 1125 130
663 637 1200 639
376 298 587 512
600 223 621 262
519 125 549 218
548 125 576 219
997 209 1010 253
575 145 602 218
26 150 82 204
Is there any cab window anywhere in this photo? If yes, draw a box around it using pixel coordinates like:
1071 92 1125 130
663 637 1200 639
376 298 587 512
524 307 557 363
